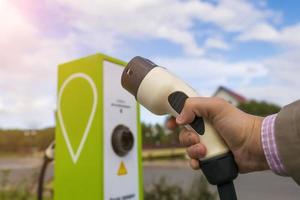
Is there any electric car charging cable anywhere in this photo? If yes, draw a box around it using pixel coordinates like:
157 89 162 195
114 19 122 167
37 141 55 200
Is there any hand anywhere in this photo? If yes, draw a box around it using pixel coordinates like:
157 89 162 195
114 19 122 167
166 97 269 173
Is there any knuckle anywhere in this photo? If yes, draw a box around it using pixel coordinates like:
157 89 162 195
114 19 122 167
186 145 197 158
179 129 188 138
185 134 193 146
182 131 196 146
179 131 185 142
191 133 200 143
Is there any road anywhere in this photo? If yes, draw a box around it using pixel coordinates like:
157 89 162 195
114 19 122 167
1 157 299 199
144 161 300 200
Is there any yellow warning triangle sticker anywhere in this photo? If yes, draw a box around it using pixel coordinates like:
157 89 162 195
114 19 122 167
117 161 127 176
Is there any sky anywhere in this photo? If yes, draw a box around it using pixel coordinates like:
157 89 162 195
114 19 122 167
1 0 300 129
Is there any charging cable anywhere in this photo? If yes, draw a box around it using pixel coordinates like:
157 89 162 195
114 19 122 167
37 141 55 200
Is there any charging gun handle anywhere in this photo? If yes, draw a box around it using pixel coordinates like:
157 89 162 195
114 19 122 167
168 91 238 200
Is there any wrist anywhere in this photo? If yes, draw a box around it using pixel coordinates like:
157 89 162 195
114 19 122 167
251 116 269 171
233 115 269 173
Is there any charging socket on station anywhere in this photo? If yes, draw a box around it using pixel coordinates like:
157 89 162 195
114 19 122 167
111 125 134 157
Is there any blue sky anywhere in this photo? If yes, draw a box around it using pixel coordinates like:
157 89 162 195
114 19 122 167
1 0 300 128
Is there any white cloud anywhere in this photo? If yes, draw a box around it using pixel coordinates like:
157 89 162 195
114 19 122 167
52 0 206 56
51 0 280 55
232 50 300 105
153 50 300 106
238 22 300 48
237 84 299 106
0 99 3 113
263 50 300 86
237 23 280 42
0 1 80 128
0 0 299 128
154 56 268 96
279 23 300 47
204 37 230 50
190 0 279 32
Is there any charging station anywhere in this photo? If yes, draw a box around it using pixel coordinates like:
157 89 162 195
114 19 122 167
55 53 143 200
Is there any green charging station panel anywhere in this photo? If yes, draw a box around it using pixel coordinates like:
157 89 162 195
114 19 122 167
55 54 143 200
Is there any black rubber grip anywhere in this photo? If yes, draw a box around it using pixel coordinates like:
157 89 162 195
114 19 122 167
168 91 205 135
217 181 237 200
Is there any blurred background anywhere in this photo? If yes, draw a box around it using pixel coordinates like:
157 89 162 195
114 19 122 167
1 0 300 199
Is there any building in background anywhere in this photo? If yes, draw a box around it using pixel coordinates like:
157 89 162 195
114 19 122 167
213 86 247 107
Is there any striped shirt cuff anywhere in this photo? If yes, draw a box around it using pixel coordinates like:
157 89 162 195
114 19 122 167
261 114 286 175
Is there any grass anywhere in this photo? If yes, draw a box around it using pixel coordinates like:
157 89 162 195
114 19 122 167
144 176 217 200
0 170 215 200
0 169 52 200
0 160 214 200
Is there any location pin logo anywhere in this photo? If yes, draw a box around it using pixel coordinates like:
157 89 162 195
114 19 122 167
57 73 98 164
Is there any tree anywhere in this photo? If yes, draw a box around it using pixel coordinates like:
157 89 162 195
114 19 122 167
141 121 182 148
238 100 281 117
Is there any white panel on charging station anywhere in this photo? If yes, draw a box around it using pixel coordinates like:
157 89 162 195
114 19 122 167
103 61 139 200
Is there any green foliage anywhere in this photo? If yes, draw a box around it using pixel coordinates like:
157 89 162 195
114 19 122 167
144 177 186 200
0 121 176 154
141 122 181 148
238 100 281 117
0 128 54 154
0 121 179 154
0 188 52 200
0 170 51 200
188 176 217 200
144 176 216 200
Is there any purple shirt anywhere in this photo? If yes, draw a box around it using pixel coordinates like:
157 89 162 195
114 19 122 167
261 114 286 175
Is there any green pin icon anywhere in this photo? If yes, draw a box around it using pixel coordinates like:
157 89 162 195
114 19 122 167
57 73 98 163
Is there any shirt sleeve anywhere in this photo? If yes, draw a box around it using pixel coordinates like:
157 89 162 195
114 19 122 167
261 114 287 175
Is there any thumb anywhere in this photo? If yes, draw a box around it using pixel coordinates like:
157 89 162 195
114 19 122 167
175 98 197 125
176 97 226 125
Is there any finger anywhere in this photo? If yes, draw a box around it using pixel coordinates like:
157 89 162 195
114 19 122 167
165 116 178 130
179 129 200 147
189 159 200 170
176 97 227 125
176 98 196 125
186 143 206 159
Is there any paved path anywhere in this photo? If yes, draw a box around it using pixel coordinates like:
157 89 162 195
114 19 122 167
0 157 53 185
143 161 300 200
1 157 299 199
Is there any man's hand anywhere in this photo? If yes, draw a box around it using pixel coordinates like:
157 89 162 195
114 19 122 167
166 97 269 173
